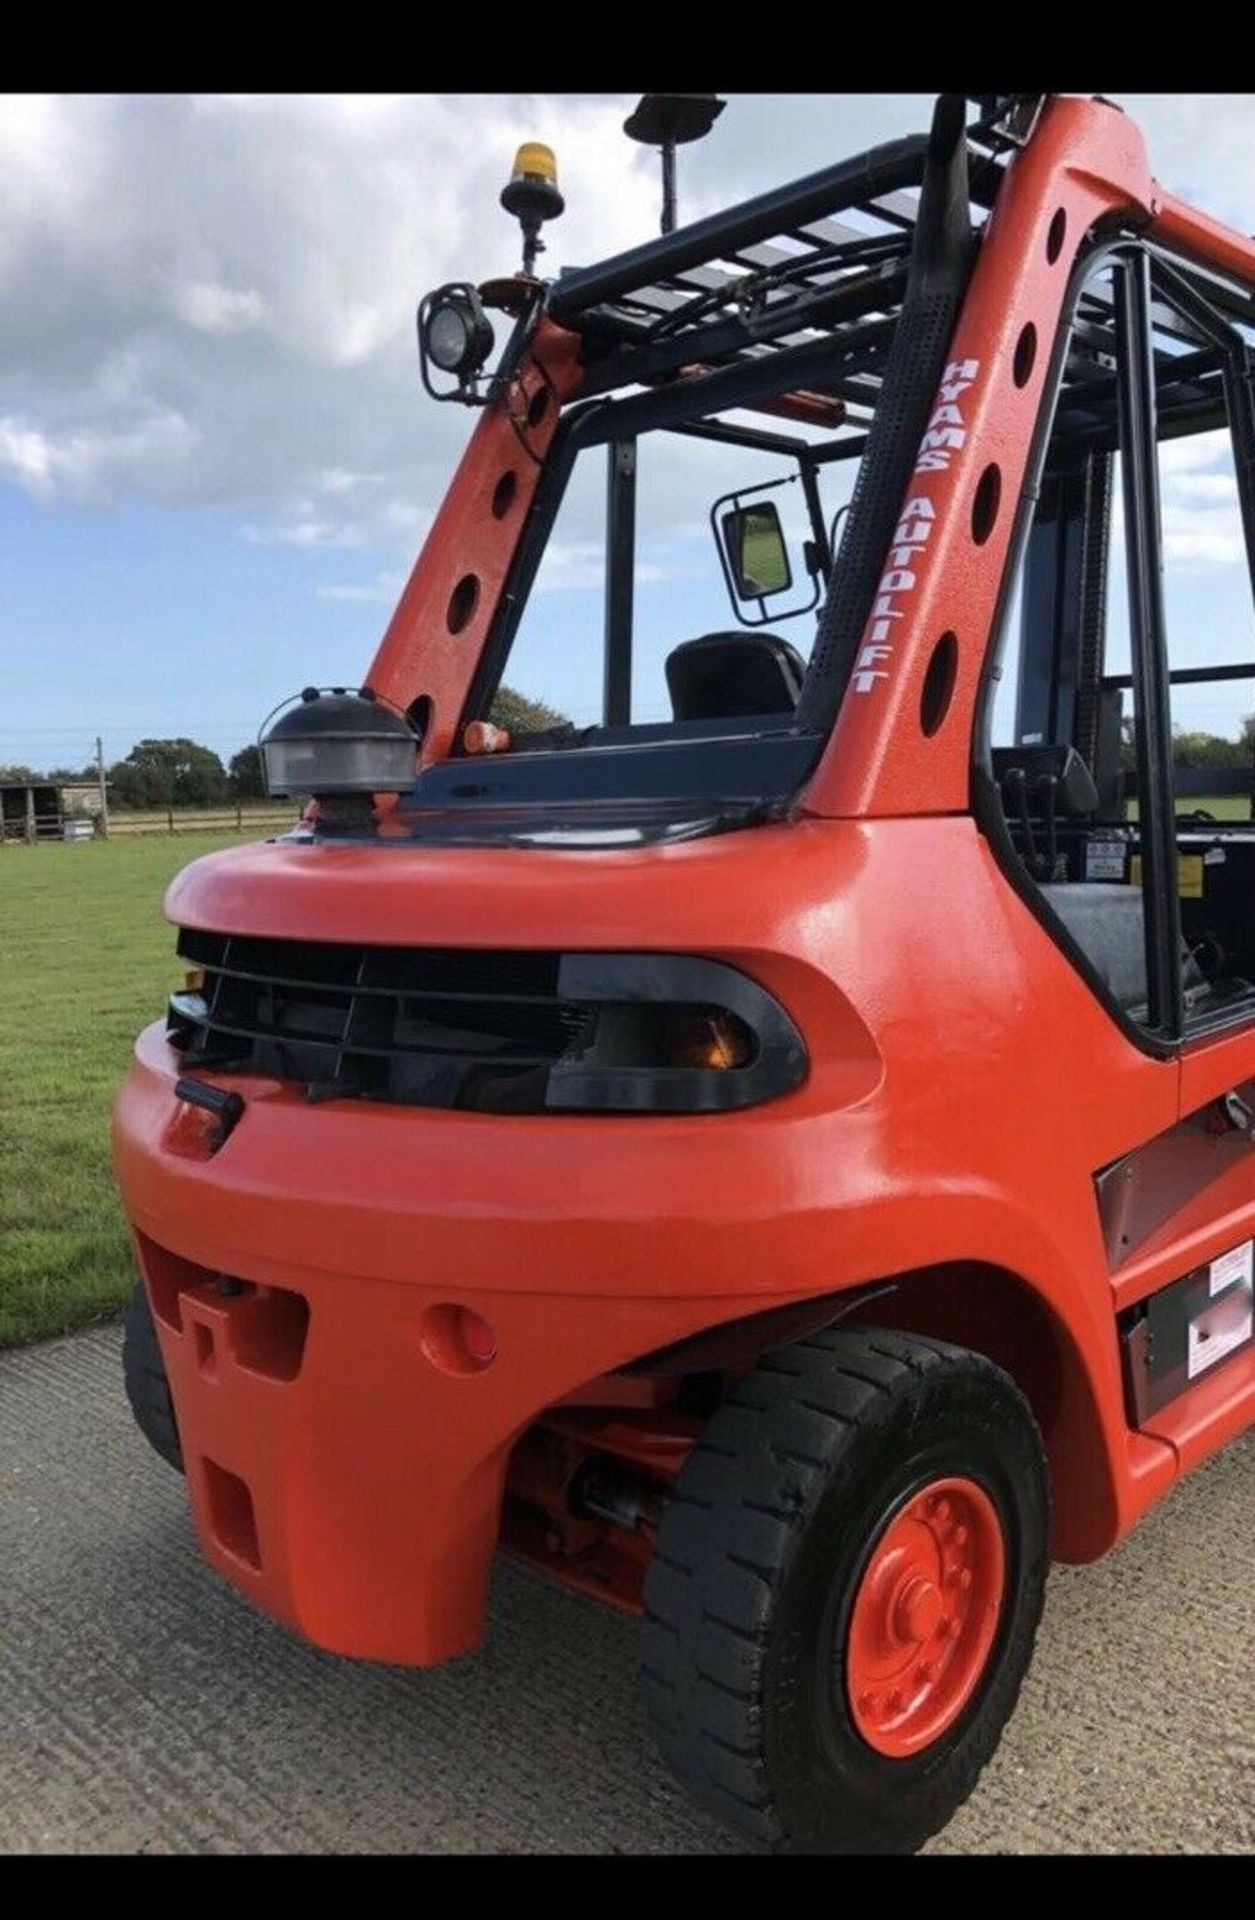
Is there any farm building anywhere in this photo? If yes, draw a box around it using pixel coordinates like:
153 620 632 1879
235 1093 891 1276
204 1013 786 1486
0 779 105 844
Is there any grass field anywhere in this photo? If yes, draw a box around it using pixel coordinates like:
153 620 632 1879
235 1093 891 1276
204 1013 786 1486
0 834 247 1346
1124 794 1251 821
1182 795 1251 820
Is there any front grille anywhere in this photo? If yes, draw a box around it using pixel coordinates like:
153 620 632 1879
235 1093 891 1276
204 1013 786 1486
170 930 594 1112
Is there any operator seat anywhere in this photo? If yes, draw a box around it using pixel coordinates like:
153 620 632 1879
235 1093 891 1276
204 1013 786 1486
666 631 806 722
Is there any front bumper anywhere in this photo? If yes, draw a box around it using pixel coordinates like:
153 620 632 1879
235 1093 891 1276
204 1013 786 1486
113 1023 828 1664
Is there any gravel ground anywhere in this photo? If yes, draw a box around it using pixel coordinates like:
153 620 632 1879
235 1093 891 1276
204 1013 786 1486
1 1326 1251 1854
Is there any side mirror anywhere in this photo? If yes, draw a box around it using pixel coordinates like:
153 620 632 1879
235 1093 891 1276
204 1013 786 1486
720 501 793 602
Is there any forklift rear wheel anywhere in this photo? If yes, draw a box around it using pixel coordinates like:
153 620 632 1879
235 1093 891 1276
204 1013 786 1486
640 1326 1049 1853
122 1281 184 1474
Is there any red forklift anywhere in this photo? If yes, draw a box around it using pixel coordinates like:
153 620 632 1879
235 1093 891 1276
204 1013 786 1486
115 93 1255 1852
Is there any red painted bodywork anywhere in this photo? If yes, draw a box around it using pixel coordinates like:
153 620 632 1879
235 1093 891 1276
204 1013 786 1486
369 315 583 763
113 95 1255 1667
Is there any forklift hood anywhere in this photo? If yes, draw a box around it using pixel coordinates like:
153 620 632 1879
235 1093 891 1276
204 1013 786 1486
165 815 864 958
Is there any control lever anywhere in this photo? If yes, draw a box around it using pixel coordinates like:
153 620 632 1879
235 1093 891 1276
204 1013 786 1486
1033 772 1060 880
1002 767 1040 875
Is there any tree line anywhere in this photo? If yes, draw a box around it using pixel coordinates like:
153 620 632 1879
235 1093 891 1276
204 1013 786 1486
1118 717 1255 771
0 687 571 810
9 708 1247 807
0 742 267 810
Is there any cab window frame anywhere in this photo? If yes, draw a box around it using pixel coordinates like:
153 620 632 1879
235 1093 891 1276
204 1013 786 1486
462 389 862 746
975 231 1255 1055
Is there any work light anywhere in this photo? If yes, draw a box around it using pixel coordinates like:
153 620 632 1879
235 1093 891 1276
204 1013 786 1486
418 284 495 380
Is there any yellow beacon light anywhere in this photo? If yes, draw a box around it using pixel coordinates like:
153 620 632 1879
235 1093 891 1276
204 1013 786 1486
500 141 565 276
510 142 559 188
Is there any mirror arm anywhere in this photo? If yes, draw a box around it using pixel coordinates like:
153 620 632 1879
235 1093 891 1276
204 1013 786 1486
798 457 832 576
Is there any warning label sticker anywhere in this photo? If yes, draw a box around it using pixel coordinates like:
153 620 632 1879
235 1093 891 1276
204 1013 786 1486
1209 1240 1253 1298
1086 841 1127 881
1189 1241 1254 1380
1188 1294 1254 1378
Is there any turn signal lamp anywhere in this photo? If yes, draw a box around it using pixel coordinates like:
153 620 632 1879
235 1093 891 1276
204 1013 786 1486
667 1009 754 1071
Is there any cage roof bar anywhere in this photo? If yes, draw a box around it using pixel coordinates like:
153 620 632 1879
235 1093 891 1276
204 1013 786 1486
547 133 929 327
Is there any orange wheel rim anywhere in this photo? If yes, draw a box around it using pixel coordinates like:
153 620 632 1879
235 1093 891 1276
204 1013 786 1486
845 1475 1006 1759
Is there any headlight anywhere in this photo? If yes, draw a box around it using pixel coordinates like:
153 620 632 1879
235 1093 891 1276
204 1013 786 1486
418 283 495 380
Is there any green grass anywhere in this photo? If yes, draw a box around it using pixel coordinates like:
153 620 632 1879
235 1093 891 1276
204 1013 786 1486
1124 794 1251 822
0 834 248 1346
1183 795 1252 820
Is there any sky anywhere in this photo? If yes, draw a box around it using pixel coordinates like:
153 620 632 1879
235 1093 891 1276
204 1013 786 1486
2 91 1254 773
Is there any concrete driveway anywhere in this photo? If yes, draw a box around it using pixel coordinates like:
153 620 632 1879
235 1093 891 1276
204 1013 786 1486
1 1326 1252 1854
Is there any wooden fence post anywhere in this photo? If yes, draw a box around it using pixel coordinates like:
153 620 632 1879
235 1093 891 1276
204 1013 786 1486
95 735 110 839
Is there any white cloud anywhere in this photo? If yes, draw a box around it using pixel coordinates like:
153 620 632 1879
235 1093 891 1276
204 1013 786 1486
0 404 198 500
1172 474 1239 502
532 537 686 592
242 479 433 555
1162 503 1247 569
1122 93 1255 230
318 466 372 496
0 90 661 547
0 90 1253 578
532 539 604 592
166 278 268 335
244 515 363 550
1158 428 1247 572
317 569 406 604
1160 430 1234 476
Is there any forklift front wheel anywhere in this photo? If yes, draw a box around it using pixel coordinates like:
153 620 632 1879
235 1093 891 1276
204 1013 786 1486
640 1326 1049 1854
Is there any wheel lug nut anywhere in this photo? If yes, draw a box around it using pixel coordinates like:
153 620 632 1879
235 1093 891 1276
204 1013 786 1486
916 1662 933 1684
959 1568 973 1592
934 1498 951 1522
887 1690 904 1713
954 1525 968 1547
857 1691 876 1714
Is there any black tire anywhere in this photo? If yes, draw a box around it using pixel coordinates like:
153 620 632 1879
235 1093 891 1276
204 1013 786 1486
122 1282 184 1474
640 1327 1049 1854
